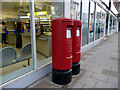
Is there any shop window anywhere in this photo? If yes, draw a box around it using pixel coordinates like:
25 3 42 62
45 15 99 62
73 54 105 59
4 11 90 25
111 16 114 33
95 5 106 39
89 1 95 43
101 9 106 37
112 17 117 32
109 15 112 34
114 18 117 31
81 0 89 46
95 4 101 40
113 17 115 30
0 1 34 84
70 0 81 20
34 1 64 68
105 12 109 36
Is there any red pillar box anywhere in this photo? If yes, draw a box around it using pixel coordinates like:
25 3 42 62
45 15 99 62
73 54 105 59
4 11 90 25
52 18 73 85
72 20 82 75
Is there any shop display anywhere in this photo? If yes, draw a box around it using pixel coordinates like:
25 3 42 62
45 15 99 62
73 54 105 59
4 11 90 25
70 0 80 19
89 14 94 39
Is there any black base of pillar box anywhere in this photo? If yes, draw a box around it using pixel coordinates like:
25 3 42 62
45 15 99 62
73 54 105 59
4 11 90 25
72 62 80 75
52 68 72 85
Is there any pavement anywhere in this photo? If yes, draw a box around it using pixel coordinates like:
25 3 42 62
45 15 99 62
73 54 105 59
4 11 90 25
27 32 119 88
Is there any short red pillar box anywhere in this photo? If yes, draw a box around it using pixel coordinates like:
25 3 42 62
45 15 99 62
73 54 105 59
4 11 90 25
72 20 82 75
52 18 73 85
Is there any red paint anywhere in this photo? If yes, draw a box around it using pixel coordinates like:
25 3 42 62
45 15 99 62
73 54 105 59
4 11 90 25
52 18 73 70
72 20 82 63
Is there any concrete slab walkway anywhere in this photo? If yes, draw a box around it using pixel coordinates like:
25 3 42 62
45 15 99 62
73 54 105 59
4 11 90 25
27 32 119 88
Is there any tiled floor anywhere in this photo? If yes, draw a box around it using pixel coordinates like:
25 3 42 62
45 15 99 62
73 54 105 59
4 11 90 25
27 32 119 88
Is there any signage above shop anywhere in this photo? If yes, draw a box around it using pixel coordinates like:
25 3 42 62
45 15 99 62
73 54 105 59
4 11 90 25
27 11 47 16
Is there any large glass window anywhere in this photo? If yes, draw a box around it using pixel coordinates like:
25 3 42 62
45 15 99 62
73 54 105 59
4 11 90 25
82 0 89 46
109 14 112 34
89 1 95 42
111 16 114 33
33 1 64 68
113 17 117 31
95 4 101 40
100 9 106 37
70 0 81 20
113 17 115 30
112 17 117 32
95 5 106 39
105 12 109 36
0 1 34 84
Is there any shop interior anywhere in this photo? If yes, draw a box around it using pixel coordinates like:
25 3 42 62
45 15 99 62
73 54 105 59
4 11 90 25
0 1 63 79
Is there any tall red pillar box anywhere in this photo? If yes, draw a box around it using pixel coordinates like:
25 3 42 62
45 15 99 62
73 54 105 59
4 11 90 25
52 18 73 85
72 20 82 75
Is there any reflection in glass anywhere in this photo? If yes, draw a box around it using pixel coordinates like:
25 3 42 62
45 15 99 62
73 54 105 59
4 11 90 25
95 5 106 39
113 17 117 31
70 0 81 20
109 15 112 34
112 17 117 32
34 1 64 68
0 1 33 84
89 1 95 42
82 0 89 46
101 9 105 37
95 4 101 40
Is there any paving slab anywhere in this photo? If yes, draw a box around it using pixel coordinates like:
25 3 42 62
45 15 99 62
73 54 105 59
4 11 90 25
82 85 94 88
107 76 118 85
91 73 109 82
95 80 116 88
101 69 118 77
32 81 53 88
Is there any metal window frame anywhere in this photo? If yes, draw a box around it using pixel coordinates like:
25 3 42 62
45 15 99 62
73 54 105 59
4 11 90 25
63 1 65 17
88 0 91 44
100 8 102 38
108 13 111 35
94 2 97 41
80 0 82 20
104 11 107 37
29 0 37 70
81 0 83 47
